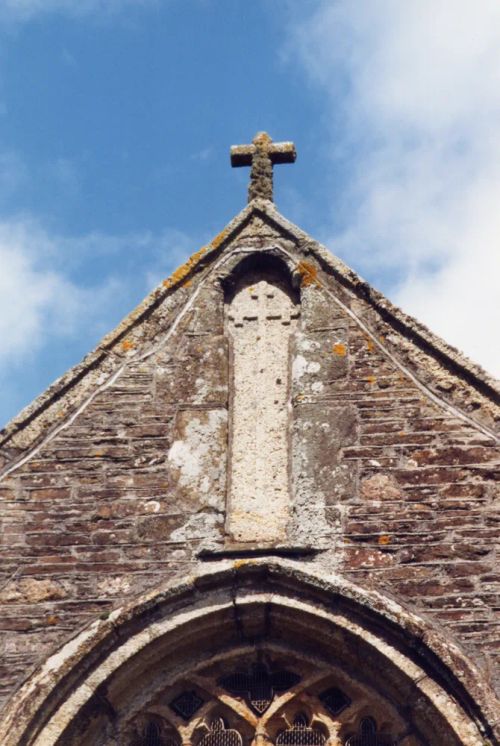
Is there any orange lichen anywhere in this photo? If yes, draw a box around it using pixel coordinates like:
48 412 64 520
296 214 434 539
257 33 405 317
210 228 228 250
233 559 252 568
365 337 375 352
365 375 376 384
46 615 60 626
332 342 347 356
378 535 391 546
121 339 135 352
162 245 208 290
296 260 320 288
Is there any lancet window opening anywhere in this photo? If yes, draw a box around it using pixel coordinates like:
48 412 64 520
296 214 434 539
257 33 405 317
276 714 326 746
344 717 396 746
134 711 396 746
199 718 243 746
133 719 181 746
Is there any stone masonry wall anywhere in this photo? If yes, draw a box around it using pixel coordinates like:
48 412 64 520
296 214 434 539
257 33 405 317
0 219 498 712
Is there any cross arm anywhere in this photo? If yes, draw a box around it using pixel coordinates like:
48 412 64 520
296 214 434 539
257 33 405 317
230 132 297 202
268 141 296 164
230 141 297 167
230 145 254 167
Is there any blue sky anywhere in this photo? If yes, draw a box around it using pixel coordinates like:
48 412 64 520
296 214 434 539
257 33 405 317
0 0 499 427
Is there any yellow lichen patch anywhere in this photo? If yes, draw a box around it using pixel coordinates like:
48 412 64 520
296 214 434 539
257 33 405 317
210 228 228 250
296 260 320 288
233 559 252 569
121 339 135 352
365 375 376 384
162 245 207 290
378 535 391 546
332 342 347 356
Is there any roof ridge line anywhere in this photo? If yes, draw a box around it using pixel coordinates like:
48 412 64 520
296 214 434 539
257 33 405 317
0 199 498 458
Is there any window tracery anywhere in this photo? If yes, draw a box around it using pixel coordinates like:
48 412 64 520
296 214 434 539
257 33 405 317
219 663 300 714
344 717 395 746
131 717 180 746
123 660 404 746
143 722 163 746
276 713 325 746
199 718 243 746
170 690 205 721
319 687 351 717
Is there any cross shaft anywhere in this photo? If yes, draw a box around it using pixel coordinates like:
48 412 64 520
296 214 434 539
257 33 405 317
230 132 296 203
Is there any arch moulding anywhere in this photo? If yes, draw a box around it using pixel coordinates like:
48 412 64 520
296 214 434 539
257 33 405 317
0 560 498 746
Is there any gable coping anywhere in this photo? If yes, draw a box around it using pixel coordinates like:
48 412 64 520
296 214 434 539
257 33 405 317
0 199 498 466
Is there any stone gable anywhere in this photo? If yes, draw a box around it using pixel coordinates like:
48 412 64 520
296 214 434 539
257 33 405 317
0 199 498 744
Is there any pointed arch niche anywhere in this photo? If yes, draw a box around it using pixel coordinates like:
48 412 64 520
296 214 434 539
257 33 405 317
223 254 300 545
1 563 497 746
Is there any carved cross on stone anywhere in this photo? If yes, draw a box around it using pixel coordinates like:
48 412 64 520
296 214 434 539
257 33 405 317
230 132 296 202
226 273 299 544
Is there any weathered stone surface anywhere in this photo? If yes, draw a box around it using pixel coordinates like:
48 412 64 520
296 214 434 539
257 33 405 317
360 474 403 500
0 198 498 743
226 270 299 544
0 578 67 604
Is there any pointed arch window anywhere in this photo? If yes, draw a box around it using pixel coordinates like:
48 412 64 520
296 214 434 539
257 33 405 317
276 714 326 746
133 719 180 746
199 717 243 746
344 717 395 746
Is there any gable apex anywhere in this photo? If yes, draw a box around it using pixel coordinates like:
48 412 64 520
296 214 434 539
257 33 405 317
0 198 498 466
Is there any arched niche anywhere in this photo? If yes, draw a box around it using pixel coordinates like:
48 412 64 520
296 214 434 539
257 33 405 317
0 561 498 746
222 253 300 545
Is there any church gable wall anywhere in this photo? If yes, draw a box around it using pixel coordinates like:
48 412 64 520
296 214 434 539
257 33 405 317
0 223 498 717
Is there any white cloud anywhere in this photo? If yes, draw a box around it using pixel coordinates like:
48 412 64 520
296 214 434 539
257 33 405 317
0 219 105 364
0 218 194 367
0 216 196 426
0 0 158 23
285 0 500 376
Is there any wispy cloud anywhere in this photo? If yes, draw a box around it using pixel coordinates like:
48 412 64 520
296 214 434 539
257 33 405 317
0 219 112 364
284 0 500 375
0 216 196 425
190 146 214 163
0 217 194 364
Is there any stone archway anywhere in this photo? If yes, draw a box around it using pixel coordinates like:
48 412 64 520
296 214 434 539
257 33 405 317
0 561 498 746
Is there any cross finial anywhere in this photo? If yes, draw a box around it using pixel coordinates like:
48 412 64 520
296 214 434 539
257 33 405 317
230 132 296 203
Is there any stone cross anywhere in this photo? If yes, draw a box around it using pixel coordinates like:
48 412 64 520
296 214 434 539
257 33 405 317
230 132 296 202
